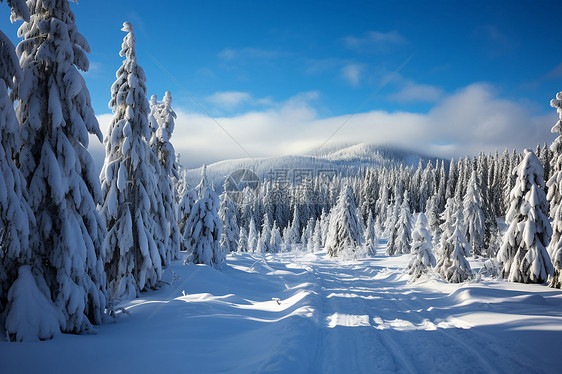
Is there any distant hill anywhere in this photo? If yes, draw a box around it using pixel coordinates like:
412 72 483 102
183 143 443 192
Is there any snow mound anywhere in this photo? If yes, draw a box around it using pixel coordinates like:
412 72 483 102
4 266 63 342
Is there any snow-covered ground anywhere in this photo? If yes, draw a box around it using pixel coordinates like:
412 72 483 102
2 250 562 374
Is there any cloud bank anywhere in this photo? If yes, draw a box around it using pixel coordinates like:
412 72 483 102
92 83 556 169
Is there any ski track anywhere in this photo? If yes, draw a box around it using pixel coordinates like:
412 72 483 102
297 255 552 374
2 252 560 373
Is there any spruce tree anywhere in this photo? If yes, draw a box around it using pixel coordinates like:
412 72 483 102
363 212 377 256
392 193 413 255
100 22 161 300
255 233 266 253
385 201 401 255
247 219 258 252
311 219 323 252
0 0 57 342
0 0 32 313
301 217 315 250
326 184 363 257
237 226 248 252
463 170 485 256
547 90 562 288
425 194 441 247
408 213 436 281
148 92 180 264
284 206 301 247
183 187 224 269
436 198 472 283
177 186 197 248
15 0 107 333
219 192 239 253
497 149 553 283
260 213 272 252
269 221 282 252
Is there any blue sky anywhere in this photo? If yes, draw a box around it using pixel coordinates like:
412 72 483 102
2 1 562 167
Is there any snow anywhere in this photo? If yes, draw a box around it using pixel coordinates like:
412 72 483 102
2 247 562 373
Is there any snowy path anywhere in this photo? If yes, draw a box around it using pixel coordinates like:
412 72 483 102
2 252 562 373
304 255 553 374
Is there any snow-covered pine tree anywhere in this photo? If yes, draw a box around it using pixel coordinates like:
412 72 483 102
219 192 239 253
100 22 162 300
463 170 485 256
390 192 413 255
183 186 224 268
498 149 553 283
0 0 33 313
269 221 282 253
363 212 377 256
260 213 272 253
148 92 180 264
547 91 562 288
255 233 266 253
0 0 53 342
196 164 209 199
311 219 323 252
177 186 197 248
284 206 301 247
301 217 315 250
374 215 384 241
326 184 363 257
425 194 441 247
436 198 472 283
385 199 400 255
408 213 436 281
237 226 248 252
247 219 258 252
319 209 329 247
500 151 553 283
15 0 107 333
375 184 389 230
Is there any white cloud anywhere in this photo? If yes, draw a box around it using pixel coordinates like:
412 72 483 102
387 82 443 103
206 91 251 109
93 84 557 169
344 31 407 51
206 91 275 111
341 64 363 87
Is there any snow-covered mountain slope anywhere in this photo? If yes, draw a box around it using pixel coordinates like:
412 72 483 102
3 250 561 373
183 143 441 190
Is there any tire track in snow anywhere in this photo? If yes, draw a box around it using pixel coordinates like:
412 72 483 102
308 258 411 374
367 265 536 374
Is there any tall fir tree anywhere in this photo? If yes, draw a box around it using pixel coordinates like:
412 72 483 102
148 92 180 264
177 185 197 249
436 198 472 283
284 206 301 246
219 192 239 253
326 184 363 257
463 170 485 256
269 221 282 253
247 219 258 252
100 22 162 300
408 213 436 281
237 226 248 252
363 212 377 256
0 0 32 313
15 0 107 333
183 187 224 269
390 192 413 255
385 199 401 255
0 0 58 342
498 149 553 283
547 90 562 288
260 212 272 252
